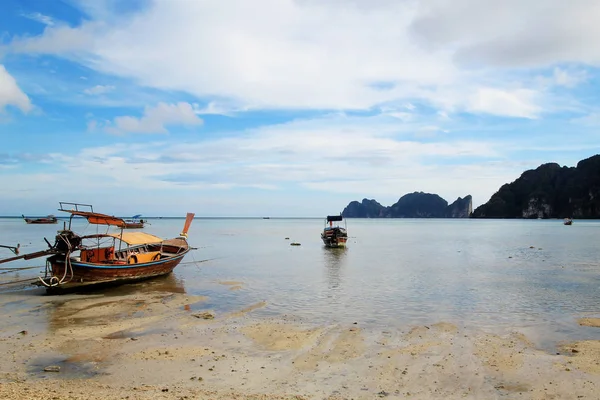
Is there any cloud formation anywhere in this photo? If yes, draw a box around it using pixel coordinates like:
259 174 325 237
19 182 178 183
21 12 55 26
0 65 32 113
93 102 203 134
9 0 594 118
0 112 530 209
410 0 600 67
83 85 115 95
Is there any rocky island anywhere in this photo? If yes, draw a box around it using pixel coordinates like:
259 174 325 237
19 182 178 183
342 192 473 218
472 154 600 219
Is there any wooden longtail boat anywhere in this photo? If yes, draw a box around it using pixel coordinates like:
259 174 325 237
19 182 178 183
321 214 348 248
1 202 194 293
123 214 146 229
22 214 58 224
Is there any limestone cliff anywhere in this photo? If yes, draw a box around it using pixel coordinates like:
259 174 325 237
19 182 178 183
445 196 473 218
342 192 472 218
472 154 600 218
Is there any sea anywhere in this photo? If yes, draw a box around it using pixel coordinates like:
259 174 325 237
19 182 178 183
1 217 600 350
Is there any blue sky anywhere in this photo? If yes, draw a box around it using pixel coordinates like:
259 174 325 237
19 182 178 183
1 0 599 217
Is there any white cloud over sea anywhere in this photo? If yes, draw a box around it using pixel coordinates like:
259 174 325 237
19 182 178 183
1 0 600 215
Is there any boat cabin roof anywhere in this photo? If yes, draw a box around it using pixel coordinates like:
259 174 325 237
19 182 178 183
62 209 127 227
106 232 163 245
82 232 163 245
327 215 343 222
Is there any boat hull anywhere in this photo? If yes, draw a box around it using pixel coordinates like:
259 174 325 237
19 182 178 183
124 222 144 229
39 248 189 292
25 219 58 224
321 235 348 248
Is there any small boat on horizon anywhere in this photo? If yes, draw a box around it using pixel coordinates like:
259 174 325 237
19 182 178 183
564 217 573 225
3 202 194 293
321 214 348 248
22 214 57 224
124 214 146 229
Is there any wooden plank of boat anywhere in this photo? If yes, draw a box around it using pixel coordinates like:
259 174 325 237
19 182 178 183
28 204 196 292
42 250 188 292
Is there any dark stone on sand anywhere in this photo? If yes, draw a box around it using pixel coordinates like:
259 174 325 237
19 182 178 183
192 312 215 319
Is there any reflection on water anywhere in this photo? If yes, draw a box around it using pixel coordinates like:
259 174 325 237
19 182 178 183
101 273 187 296
3 218 600 348
323 247 347 291
43 273 187 333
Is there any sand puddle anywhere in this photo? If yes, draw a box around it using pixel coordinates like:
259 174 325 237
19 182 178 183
27 355 105 380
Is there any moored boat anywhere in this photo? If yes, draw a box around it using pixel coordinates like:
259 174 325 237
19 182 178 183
564 217 573 225
3 202 194 293
124 214 146 229
321 214 348 248
22 214 57 224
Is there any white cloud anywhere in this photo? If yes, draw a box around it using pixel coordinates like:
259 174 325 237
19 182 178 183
83 85 115 95
5 0 599 121
410 0 600 67
467 88 541 119
0 113 509 209
3 109 593 215
3 0 557 118
571 112 600 126
9 23 98 54
102 102 203 134
0 65 32 113
193 101 250 116
552 68 587 88
21 12 55 26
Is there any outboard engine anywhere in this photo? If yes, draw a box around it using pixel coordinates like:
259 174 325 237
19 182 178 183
53 230 82 253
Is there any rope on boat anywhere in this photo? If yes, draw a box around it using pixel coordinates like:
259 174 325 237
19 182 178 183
38 233 75 287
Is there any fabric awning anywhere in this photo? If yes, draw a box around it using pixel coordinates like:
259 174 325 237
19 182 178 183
107 232 163 245
63 210 126 227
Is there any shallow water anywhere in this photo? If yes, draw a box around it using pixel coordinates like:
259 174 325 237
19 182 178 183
1 217 600 349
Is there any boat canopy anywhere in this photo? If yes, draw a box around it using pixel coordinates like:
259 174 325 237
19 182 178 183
327 215 343 222
63 210 126 227
106 232 163 245
131 214 142 219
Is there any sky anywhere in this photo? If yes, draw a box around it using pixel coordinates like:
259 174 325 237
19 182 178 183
1 0 600 217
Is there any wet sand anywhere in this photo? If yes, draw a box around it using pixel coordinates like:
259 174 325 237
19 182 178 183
1 285 599 399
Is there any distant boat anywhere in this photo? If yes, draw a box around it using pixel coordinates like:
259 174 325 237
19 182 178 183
564 218 573 225
22 214 57 224
263 217 270 219
321 214 348 248
124 214 145 229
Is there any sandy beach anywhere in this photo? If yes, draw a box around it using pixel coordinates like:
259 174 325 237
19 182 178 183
1 281 599 400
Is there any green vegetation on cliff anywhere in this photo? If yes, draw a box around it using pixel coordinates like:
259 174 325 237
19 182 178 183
472 154 600 218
